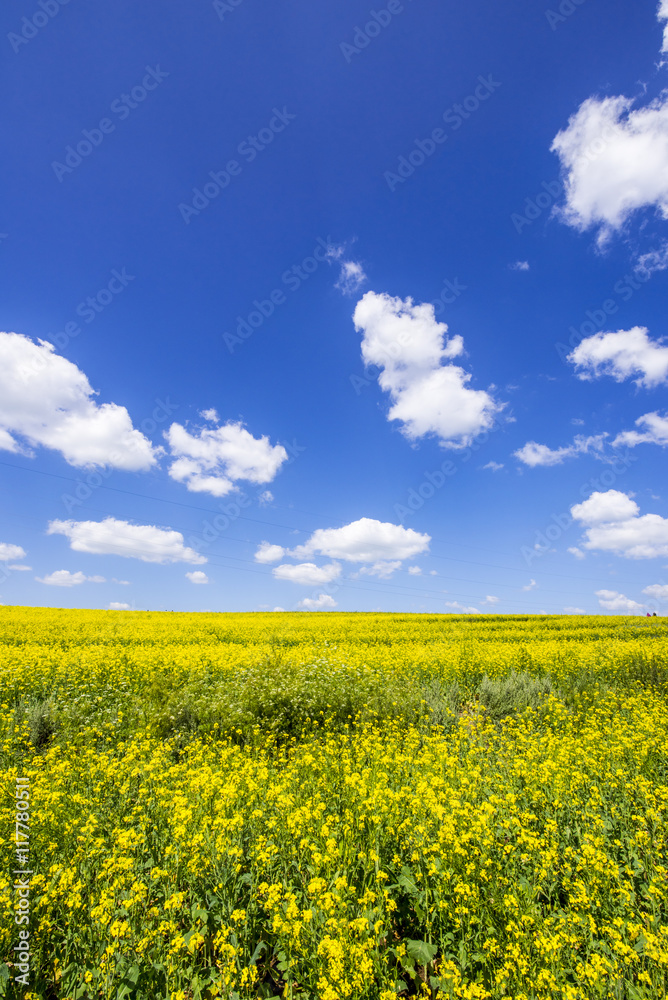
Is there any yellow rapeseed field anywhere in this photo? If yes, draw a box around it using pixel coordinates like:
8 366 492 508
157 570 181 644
1 607 667 999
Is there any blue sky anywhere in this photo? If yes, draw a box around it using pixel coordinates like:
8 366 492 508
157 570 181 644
2 0 668 614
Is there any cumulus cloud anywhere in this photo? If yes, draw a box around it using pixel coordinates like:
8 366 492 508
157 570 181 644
186 571 209 584
273 562 341 586
564 606 586 614
254 542 286 563
551 93 668 244
165 420 288 497
568 546 586 559
482 595 500 605
445 601 479 613
353 292 504 448
510 260 530 271
613 411 668 448
0 543 26 561
660 0 668 52
36 570 105 587
0 332 159 470
356 560 402 579
292 517 430 564
48 517 206 564
8 564 31 571
298 593 338 610
482 461 504 471
514 434 607 467
523 579 537 591
596 589 644 612
636 242 668 275
571 489 668 558
109 602 131 610
408 565 422 575
643 583 668 600
568 328 668 388
326 244 367 295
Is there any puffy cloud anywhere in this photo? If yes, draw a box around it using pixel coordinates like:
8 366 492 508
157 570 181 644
353 292 504 448
0 543 26 561
568 546 586 559
568 328 668 388
109 602 131 610
165 420 288 497
0 332 159 470
482 595 500 605
273 606 286 612
571 490 668 558
48 517 206 564
571 490 639 525
636 242 668 275
510 260 530 271
273 562 341 586
613 411 668 448
596 589 644 612
564 606 586 614
551 94 668 244
356 560 402 579
408 565 422 575
643 583 668 600
199 408 219 423
482 461 504 471
660 0 668 52
514 434 606 467
445 601 479 613
326 244 367 295
298 593 338 610
8 564 31 571
523 579 537 591
254 542 286 563
36 570 105 587
186 571 209 584
293 517 430 564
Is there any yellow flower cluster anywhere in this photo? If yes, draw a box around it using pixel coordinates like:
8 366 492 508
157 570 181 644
0 607 667 998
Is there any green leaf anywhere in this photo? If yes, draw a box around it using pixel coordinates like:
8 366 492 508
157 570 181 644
406 939 438 965
398 874 419 895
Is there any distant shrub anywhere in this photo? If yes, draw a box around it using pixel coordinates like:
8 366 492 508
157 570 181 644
478 671 552 719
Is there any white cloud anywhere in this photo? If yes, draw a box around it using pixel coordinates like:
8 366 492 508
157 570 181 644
292 517 430 564
514 434 606 467
111 578 131 585
482 461 504 471
482 595 500 605
660 0 668 52
109 602 131 610
596 589 644 612
273 562 341 586
298 593 338 610
613 411 668 448
165 420 288 497
8 564 31 571
510 260 530 271
551 93 668 244
0 332 159 470
523 579 537 591
0 543 26 561
571 489 668 558
353 292 504 448
568 546 586 559
408 565 422 575
200 408 219 423
643 583 668 600
571 490 639 525
186 570 209 584
254 542 285 563
326 244 367 295
36 570 105 587
273 606 286 612
357 560 402 579
568 328 668 388
636 242 668 275
445 601 479 613
257 490 274 504
563 606 586 614
48 517 207 564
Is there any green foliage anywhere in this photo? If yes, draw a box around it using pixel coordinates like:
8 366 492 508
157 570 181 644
477 670 553 719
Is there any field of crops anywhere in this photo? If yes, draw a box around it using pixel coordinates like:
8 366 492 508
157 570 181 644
1 607 667 1000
